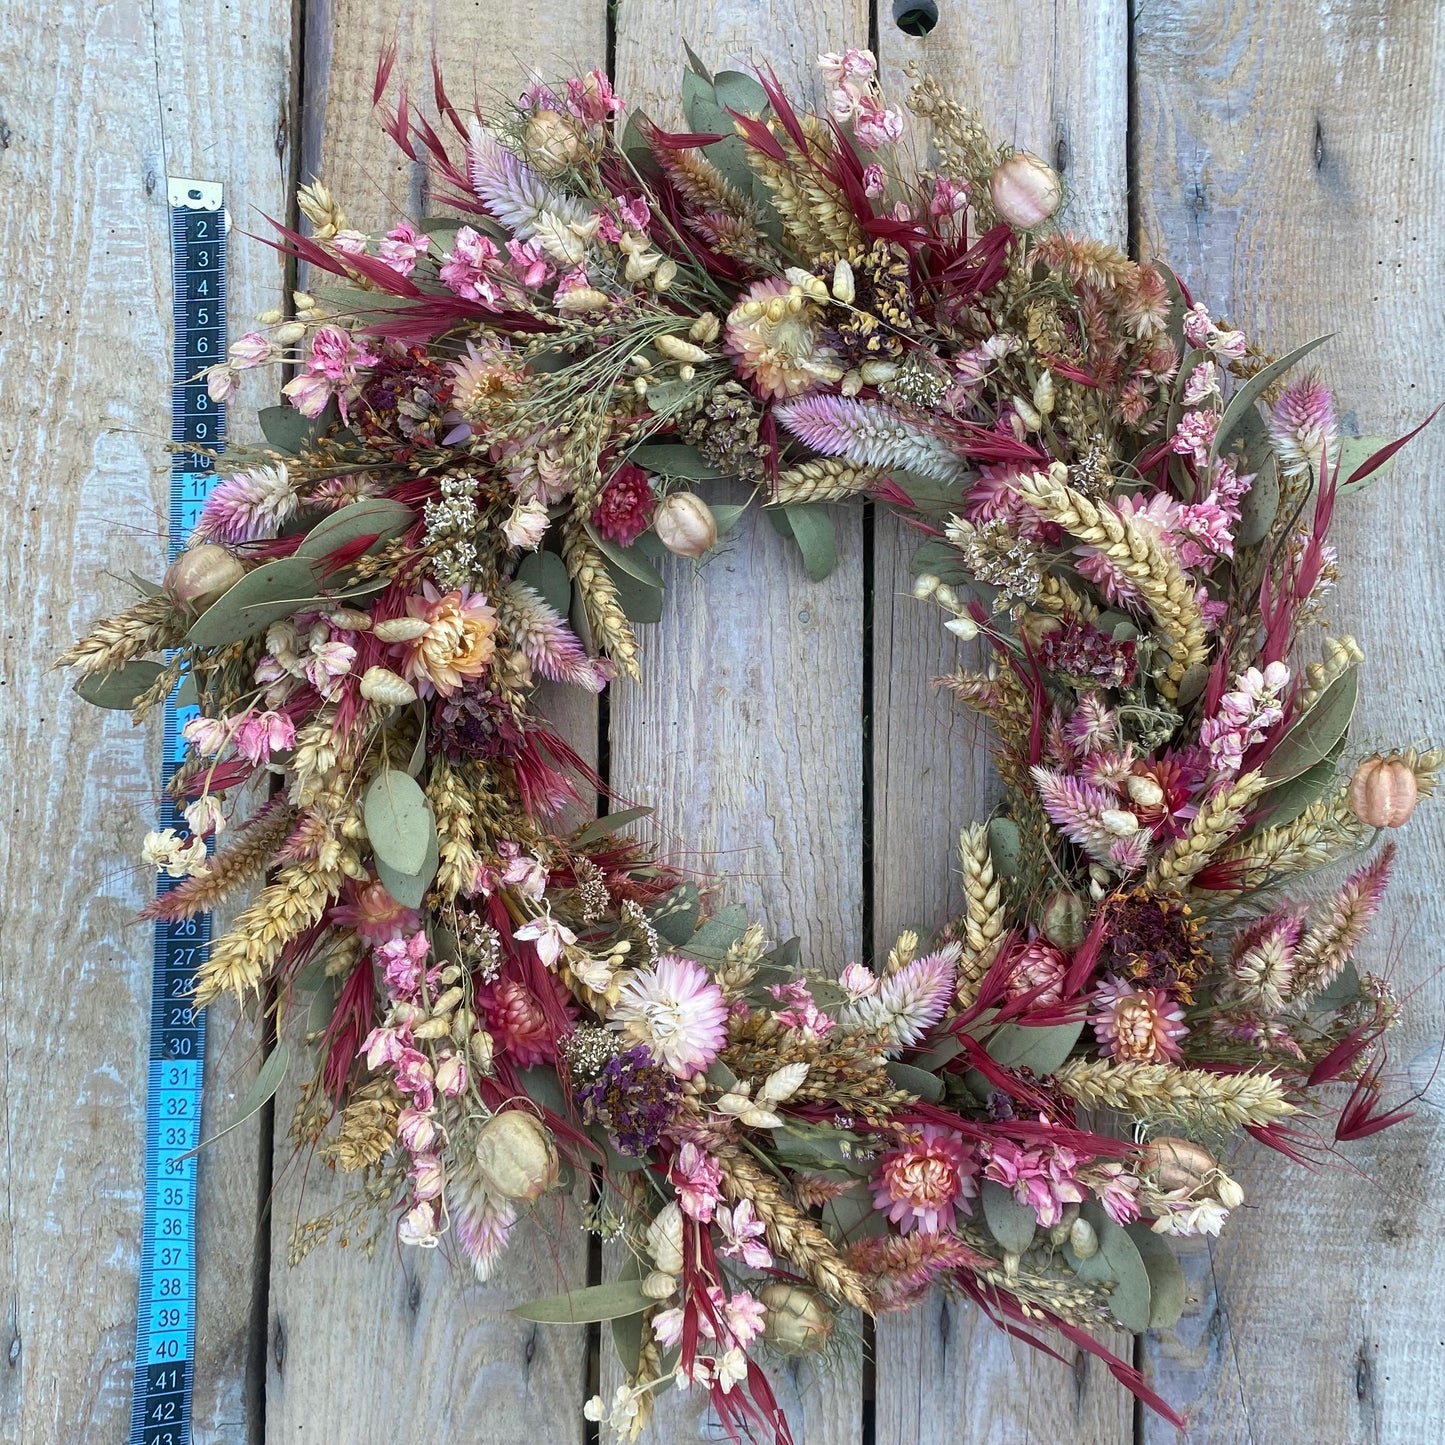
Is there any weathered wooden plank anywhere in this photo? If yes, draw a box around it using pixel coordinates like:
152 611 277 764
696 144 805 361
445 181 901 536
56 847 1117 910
873 6 1135 1442
0 0 294 1439
262 6 605 1442
605 7 869 1441
1135 3 1445 1440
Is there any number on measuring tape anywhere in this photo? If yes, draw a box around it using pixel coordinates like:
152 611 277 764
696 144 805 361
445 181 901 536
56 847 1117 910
129 177 225 1445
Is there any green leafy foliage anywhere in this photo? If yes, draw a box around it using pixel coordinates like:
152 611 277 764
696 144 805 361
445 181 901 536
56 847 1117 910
985 1019 1084 1075
1126 1223 1187 1330
363 768 434 876
75 659 167 709
1211 335 1331 466
980 1179 1037 1254
1263 668 1359 784
512 1280 653 1325
1064 1201 1152 1332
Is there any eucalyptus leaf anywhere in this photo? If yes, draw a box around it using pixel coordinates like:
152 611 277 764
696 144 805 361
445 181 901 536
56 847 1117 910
987 817 1021 878
985 1019 1084 1075
772 1122 868 1174
258 404 320 454
75 659 167 710
1235 452 1279 547
682 40 712 81
681 904 749 963
1175 663 1210 708
628 443 730 481
1336 434 1394 492
180 1041 290 1162
1211 335 1331 465
712 70 770 119
711 503 748 540
176 673 199 709
1064 1201 1152 1333
363 768 433 876
619 108 662 180
512 1280 652 1325
681 70 719 133
1263 668 1359 784
1308 960 1362 1015
584 523 665 588
403 712 429 780
611 1256 647 1373
518 1065 568 1117
604 559 664 625
885 1061 945 1104
779 503 837 582
306 973 342 1037
295 498 415 562
516 549 572 615
1126 1224 1187 1330
909 538 972 585
981 1179 1037 1255
373 819 439 909
821 1186 884 1243
651 881 701 946
1246 750 1343 835
574 805 656 846
184 557 324 647
642 377 699 417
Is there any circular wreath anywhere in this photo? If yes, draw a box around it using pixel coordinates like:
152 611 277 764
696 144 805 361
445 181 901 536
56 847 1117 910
63 47 1438 1442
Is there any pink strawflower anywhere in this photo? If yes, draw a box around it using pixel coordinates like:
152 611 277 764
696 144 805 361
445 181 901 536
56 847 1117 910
398 582 499 697
1090 977 1188 1063
477 975 574 1068
591 463 655 545
331 878 422 945
726 278 844 401
1005 939 1069 1006
439 225 504 306
234 709 295 765
610 955 728 1077
872 1125 979 1234
671 1142 723 1221
378 221 430 277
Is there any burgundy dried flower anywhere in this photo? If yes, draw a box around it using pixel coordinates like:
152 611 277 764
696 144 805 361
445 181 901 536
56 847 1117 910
1036 618 1138 689
591 463 655 546
432 683 525 762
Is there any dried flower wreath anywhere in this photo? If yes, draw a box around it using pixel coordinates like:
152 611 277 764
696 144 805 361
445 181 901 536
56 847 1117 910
63 46 1438 1440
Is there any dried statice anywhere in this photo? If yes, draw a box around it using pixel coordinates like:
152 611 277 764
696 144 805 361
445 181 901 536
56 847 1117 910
573 1043 682 1156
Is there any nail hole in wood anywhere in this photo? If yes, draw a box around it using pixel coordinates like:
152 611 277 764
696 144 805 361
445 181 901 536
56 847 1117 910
893 0 939 38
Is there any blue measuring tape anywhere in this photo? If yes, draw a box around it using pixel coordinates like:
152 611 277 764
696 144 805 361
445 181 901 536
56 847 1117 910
129 177 226 1445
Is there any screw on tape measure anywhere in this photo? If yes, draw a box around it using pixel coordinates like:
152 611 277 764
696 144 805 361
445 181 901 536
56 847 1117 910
130 176 225 1445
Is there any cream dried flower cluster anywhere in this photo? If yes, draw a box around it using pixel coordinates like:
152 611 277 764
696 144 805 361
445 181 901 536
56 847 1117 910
62 46 1438 1442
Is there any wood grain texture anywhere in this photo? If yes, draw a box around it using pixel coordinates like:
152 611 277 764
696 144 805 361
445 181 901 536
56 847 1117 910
263 5 606 1442
0 0 294 1439
1135 3 1445 1439
872 6 1135 1442
607 8 869 1441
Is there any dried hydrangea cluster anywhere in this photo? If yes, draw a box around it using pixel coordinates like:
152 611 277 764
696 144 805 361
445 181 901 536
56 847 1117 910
62 45 1439 1442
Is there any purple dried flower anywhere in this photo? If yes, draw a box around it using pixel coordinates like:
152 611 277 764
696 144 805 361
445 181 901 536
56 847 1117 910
575 1045 682 1156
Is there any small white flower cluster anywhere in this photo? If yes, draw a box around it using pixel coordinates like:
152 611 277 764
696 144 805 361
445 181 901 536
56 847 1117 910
422 473 482 587
141 827 209 879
